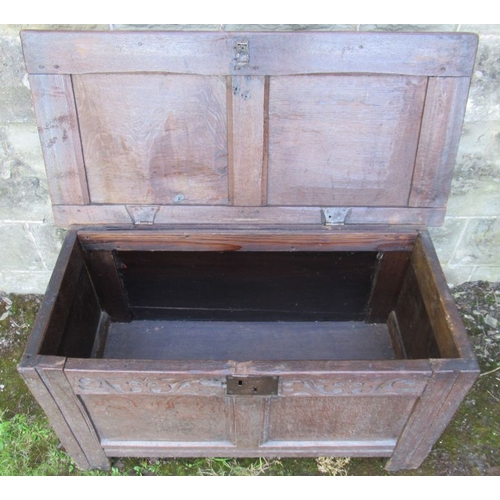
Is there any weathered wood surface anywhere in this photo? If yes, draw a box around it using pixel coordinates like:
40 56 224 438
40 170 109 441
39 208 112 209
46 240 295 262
73 73 228 205
230 75 267 206
267 75 426 206
21 31 478 77
54 205 446 227
29 75 89 205
409 77 472 207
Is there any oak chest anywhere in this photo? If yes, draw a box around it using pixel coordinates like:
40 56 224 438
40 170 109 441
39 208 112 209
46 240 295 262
18 30 480 471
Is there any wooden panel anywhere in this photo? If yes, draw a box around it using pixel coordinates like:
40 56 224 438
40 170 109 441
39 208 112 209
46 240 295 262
54 205 445 227
115 251 378 321
394 264 440 360
21 31 478 77
72 74 228 205
366 251 411 323
17 357 92 470
78 227 418 253
266 396 416 442
84 251 130 322
21 231 82 357
411 231 477 359
40 362 109 469
267 75 427 206
29 74 89 205
102 321 395 361
81 395 231 444
409 77 472 207
230 76 266 206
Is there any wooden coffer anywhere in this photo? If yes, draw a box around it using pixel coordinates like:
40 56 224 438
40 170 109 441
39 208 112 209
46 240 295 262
18 30 480 471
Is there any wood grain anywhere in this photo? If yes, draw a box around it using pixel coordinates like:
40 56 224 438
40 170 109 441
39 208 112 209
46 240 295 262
267 75 427 207
54 205 446 227
73 73 229 205
102 321 395 361
29 74 89 205
409 77 472 207
21 31 478 77
230 75 266 206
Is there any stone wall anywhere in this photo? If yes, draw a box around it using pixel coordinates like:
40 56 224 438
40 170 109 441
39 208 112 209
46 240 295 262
0 24 499 293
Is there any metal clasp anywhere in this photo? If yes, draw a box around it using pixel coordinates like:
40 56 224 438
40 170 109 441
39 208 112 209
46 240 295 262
234 40 249 70
322 207 351 226
126 205 159 225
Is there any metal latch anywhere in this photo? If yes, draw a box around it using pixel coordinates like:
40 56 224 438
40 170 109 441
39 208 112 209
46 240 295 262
226 376 279 396
234 40 249 70
126 205 159 225
322 207 351 226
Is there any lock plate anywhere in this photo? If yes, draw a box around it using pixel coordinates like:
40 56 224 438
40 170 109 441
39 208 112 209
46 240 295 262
226 376 279 396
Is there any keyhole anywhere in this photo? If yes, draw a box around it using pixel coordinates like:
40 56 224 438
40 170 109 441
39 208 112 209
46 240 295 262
238 380 243 386
253 387 258 393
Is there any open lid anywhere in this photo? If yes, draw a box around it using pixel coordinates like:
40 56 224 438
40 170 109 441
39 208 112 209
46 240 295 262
22 31 478 227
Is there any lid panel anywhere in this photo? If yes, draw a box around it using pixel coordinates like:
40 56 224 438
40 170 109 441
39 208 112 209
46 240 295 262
73 73 229 205
21 31 478 227
267 75 427 206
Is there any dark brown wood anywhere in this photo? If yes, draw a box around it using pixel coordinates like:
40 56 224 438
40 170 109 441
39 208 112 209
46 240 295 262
84 251 130 322
21 31 478 77
411 231 477 359
394 264 440 359
366 251 411 323
115 250 378 321
102 321 395 361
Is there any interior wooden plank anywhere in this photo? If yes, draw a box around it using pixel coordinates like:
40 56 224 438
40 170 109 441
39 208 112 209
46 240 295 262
115 251 378 321
230 75 266 206
21 31 478 77
72 73 229 205
267 75 427 207
28 74 89 205
409 77 472 208
102 321 395 361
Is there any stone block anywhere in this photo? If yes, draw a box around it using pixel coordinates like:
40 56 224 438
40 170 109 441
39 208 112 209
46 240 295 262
0 124 52 221
428 218 467 264
0 25 110 36
0 35 27 87
451 218 500 266
0 270 52 294
465 35 500 122
113 24 222 31
448 121 500 216
27 224 66 270
0 223 43 272
222 24 357 31
358 24 458 32
460 25 500 34
441 264 475 287
0 87 35 124
471 266 500 282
